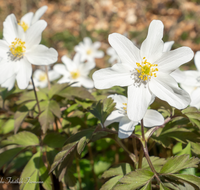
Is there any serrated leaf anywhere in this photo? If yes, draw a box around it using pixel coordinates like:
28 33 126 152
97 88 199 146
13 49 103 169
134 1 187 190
100 175 122 190
49 100 61 118
160 183 170 190
160 155 200 174
48 83 71 99
167 174 200 188
189 141 200 155
140 181 151 190
77 136 87 155
90 98 116 125
43 133 66 148
1 131 39 147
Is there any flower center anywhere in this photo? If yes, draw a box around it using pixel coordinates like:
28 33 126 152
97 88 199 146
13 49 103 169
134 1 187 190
18 21 29 32
122 103 127 113
70 71 80 79
136 57 158 81
9 38 26 61
86 49 92 55
39 74 47 82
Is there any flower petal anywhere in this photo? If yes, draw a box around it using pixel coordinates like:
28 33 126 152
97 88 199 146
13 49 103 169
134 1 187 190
108 94 127 111
48 70 61 81
53 64 69 76
92 63 133 89
21 12 34 26
127 84 152 121
157 47 194 73
190 87 200 109
61 55 77 72
104 110 124 127
181 71 200 86
26 44 58 65
140 20 164 63
25 20 47 48
149 72 191 109
108 33 140 67
0 40 9 58
16 58 32 89
93 41 101 49
78 76 94 88
94 51 104 58
83 37 92 46
143 109 164 127
79 61 95 76
1 75 16 90
163 41 174 52
57 76 71 84
33 69 45 79
31 6 48 24
170 69 186 83
194 51 200 72
118 116 138 139
3 14 18 44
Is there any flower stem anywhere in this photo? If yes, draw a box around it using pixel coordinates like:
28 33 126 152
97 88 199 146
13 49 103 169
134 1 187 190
140 119 160 183
31 76 41 114
138 146 144 169
132 137 138 161
45 66 51 89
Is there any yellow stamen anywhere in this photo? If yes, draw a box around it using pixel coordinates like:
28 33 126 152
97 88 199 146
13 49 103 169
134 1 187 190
18 21 29 32
70 71 80 79
86 49 92 55
9 38 26 59
136 58 158 81
39 74 47 82
122 103 127 112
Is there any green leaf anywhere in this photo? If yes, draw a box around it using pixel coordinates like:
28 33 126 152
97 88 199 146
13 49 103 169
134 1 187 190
77 136 87 155
64 167 77 190
160 183 170 190
0 119 14 134
0 147 24 169
160 155 200 174
189 141 200 155
1 131 39 147
140 181 151 190
100 175 122 190
167 174 200 188
49 100 61 118
48 83 71 99
102 163 132 178
43 133 66 148
90 98 116 125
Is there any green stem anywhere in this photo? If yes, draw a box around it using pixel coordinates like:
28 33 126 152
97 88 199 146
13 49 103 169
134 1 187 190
138 146 144 169
31 76 41 114
45 66 51 89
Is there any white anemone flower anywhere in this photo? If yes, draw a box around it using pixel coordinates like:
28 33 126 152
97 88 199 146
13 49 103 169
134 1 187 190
18 6 48 32
106 47 120 65
53 54 94 88
28 69 60 89
180 51 200 109
74 37 104 62
0 14 58 89
93 20 193 121
105 94 164 139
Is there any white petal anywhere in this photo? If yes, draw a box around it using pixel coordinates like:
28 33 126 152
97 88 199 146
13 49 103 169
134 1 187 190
190 87 200 109
118 116 138 139
83 37 92 46
33 69 45 79
53 64 69 76
16 58 32 89
0 40 9 58
157 47 194 73
26 44 58 65
194 51 200 72
127 84 152 121
149 72 191 109
163 41 174 52
79 61 95 75
143 109 164 127
92 63 133 89
94 51 104 58
61 55 77 72
181 71 200 86
48 70 61 81
57 76 71 84
170 69 186 83
140 20 164 63
104 110 124 127
3 14 18 44
93 41 101 49
1 75 16 90
31 6 48 24
108 33 140 67
25 20 47 48
78 76 94 88
108 94 127 111
38 81 48 88
180 84 196 95
20 12 34 27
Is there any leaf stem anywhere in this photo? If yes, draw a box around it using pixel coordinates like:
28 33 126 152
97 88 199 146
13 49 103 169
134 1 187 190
31 76 41 114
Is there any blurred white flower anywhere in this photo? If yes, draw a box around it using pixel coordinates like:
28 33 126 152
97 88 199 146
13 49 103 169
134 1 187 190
106 47 120 65
105 94 164 139
180 51 200 109
0 14 58 89
93 20 193 121
74 37 104 62
28 69 60 89
53 54 94 88
18 6 48 32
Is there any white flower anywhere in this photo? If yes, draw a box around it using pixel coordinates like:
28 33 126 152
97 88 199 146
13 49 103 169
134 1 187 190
28 69 60 89
93 20 193 121
18 6 48 32
0 14 58 89
53 54 94 88
180 51 200 109
106 47 120 65
74 37 104 62
105 94 164 139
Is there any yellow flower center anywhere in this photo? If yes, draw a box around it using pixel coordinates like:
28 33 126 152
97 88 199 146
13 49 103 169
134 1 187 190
86 49 92 55
70 71 80 79
136 57 158 81
18 21 29 32
39 74 47 82
122 103 127 112
9 38 26 60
